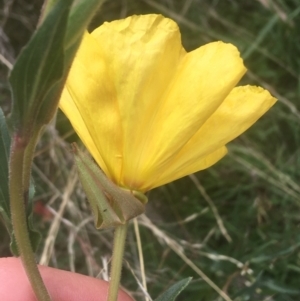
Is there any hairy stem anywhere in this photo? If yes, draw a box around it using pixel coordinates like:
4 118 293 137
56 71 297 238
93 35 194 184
107 223 128 301
23 128 41 204
9 134 51 301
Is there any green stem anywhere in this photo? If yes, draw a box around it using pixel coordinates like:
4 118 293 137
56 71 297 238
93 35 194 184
107 223 128 301
9 134 52 301
22 128 41 204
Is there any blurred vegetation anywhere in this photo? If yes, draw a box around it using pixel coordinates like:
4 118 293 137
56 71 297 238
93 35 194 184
1 0 300 300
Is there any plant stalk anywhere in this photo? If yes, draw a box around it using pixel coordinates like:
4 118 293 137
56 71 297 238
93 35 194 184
23 128 41 203
107 223 128 301
9 134 52 301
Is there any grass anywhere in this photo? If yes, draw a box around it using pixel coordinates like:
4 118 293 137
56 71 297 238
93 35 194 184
1 0 300 300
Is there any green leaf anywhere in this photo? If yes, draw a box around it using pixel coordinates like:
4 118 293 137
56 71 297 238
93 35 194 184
9 0 73 136
65 0 105 50
73 144 146 229
0 107 11 232
154 278 192 301
262 280 300 295
9 0 105 135
36 0 106 127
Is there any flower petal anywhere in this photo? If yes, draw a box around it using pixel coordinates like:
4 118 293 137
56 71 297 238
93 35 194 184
60 88 108 174
146 147 228 190
60 15 276 193
182 85 277 156
60 32 123 183
91 15 186 186
149 85 276 188
137 41 246 182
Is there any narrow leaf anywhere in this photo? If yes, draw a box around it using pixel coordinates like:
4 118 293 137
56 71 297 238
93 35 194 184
36 0 106 127
154 278 192 301
65 0 106 50
9 0 73 135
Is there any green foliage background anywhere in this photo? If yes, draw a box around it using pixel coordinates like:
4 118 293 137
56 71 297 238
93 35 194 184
1 0 300 300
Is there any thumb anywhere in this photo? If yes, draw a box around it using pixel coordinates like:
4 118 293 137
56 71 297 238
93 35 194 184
0 257 134 301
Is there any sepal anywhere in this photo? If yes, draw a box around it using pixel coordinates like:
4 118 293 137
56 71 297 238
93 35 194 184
72 143 147 229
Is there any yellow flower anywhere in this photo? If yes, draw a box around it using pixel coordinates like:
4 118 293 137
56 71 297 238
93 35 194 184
60 14 276 192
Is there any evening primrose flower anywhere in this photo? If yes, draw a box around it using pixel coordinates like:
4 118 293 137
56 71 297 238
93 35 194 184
60 14 276 193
